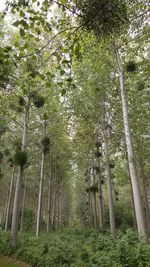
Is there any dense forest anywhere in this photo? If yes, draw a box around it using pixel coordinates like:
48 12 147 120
0 0 150 266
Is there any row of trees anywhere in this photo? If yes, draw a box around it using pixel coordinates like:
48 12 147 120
0 0 150 247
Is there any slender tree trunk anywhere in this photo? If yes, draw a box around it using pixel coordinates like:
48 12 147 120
97 158 104 232
115 47 147 242
103 110 115 238
20 180 27 232
59 188 62 228
11 96 30 247
139 155 150 230
47 167 52 232
2 194 9 230
57 184 60 229
36 151 45 237
86 167 93 227
128 168 137 229
92 166 97 229
53 179 57 230
11 166 23 246
5 166 15 231
52 165 57 230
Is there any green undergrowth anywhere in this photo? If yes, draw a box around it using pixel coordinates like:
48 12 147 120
0 228 150 267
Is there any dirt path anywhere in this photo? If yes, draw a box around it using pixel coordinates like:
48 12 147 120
0 255 30 267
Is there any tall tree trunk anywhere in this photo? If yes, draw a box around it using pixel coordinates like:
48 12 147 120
47 166 52 232
36 120 47 237
5 166 15 231
139 155 150 230
2 194 9 230
103 110 115 238
11 96 30 247
20 179 27 232
59 188 62 228
86 167 93 227
115 47 147 242
11 166 23 246
36 151 45 237
91 165 97 229
52 165 57 230
128 168 137 230
97 157 104 232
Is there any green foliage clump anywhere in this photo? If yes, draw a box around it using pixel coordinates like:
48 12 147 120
95 151 102 158
0 229 150 267
88 183 98 193
126 61 137 72
76 0 128 37
109 162 115 169
32 92 45 108
18 96 25 106
14 150 27 167
41 136 50 154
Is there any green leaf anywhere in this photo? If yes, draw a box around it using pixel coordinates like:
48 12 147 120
60 69 65 76
66 77 72 82
13 21 20 27
61 89 66 96
20 28 25 37
20 10 25 17
46 82 51 88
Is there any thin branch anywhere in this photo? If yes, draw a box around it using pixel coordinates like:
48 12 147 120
52 0 83 18
1 109 24 129
21 26 79 59
39 25 82 67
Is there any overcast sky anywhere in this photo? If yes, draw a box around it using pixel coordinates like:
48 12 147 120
0 0 6 11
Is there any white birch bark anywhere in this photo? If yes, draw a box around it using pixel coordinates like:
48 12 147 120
36 150 45 237
115 47 147 242
11 96 30 247
5 166 15 231
20 180 27 232
47 166 52 232
102 107 115 238
97 157 104 232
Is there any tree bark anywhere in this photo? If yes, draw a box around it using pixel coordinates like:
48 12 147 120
20 179 27 232
11 166 23 247
115 46 147 242
103 109 115 238
36 151 45 237
11 96 30 247
52 165 57 230
97 157 104 232
47 166 52 232
91 165 97 229
5 166 15 231
139 155 150 230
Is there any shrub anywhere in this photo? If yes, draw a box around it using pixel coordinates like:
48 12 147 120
0 229 150 267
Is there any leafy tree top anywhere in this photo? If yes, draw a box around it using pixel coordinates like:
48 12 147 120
75 0 129 37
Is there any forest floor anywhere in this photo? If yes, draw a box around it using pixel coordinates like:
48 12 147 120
0 228 150 267
0 255 30 267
